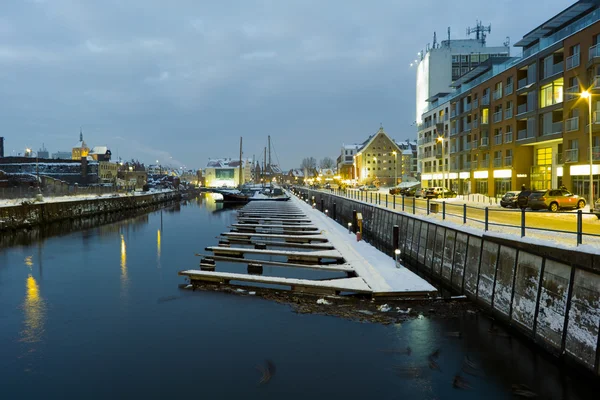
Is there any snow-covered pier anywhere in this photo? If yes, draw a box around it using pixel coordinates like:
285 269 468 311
179 194 437 298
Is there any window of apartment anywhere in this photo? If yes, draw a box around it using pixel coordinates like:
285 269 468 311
539 78 564 108
461 67 469 76
507 76 513 86
460 55 467 63
452 55 459 63
471 54 480 63
481 108 489 124
570 44 580 56
495 82 503 92
367 160 370 164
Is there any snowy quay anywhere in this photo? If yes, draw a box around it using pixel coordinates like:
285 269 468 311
294 187 600 378
0 190 181 231
180 195 437 299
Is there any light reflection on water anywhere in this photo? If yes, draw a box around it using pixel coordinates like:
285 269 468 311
120 234 128 296
20 274 45 344
157 229 161 268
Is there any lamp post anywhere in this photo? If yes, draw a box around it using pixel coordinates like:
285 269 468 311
26 148 40 190
392 150 398 187
437 136 445 199
581 90 594 211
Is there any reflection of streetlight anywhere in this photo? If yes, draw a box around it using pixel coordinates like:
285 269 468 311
437 135 445 199
581 90 594 210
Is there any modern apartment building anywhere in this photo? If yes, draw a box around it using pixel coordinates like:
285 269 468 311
336 144 361 180
416 25 510 124
419 0 600 200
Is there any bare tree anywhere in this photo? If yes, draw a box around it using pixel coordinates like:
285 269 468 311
319 157 335 169
300 157 317 171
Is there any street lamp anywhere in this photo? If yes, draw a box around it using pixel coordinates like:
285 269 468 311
581 90 594 211
392 150 398 187
26 148 40 190
437 135 445 199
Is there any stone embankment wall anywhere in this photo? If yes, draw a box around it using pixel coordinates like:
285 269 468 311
0 191 180 231
296 188 600 377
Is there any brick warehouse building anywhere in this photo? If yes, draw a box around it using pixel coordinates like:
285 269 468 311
418 0 600 200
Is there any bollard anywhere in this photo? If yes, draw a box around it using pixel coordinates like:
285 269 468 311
463 204 467 224
412 197 416 214
485 207 489 231
347 222 352 234
320 198 324 212
333 202 337 220
352 210 357 233
427 198 430 215
393 195 395 209
370 192 373 203
393 225 399 254
577 210 583 245
386 194 388 208
402 195 405 211
442 201 446 219
521 208 526 237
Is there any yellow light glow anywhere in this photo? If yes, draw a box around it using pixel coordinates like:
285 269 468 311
392 151 397 156
437 136 443 143
20 275 45 343
24 255 33 268
581 90 591 99
120 234 128 291
157 229 161 260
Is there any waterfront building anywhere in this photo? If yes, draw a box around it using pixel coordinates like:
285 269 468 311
72 130 90 160
89 146 112 162
0 137 4 158
355 126 403 186
99 161 118 183
37 144 49 159
336 144 361 181
204 158 249 187
418 0 600 200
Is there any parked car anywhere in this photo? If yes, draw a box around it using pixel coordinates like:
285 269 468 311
516 189 533 209
359 184 378 191
595 198 600 219
425 187 457 198
404 187 417 197
389 185 403 195
415 188 426 198
528 189 586 212
500 191 521 208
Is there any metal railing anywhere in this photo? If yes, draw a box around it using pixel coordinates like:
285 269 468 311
494 135 502 145
450 145 458 154
565 84 580 101
542 121 563 136
471 141 478 150
505 132 513 143
493 158 502 168
518 77 528 90
473 98 479 109
565 148 579 163
565 116 579 132
480 137 489 147
595 111 600 124
480 159 490 168
464 161 471 169
464 103 472 112
465 142 471 151
505 83 513 95
473 119 479 128
505 107 513 119
482 95 490 106
593 146 600 161
566 53 580 70
505 156 513 166
517 103 528 115
493 88 503 100
463 123 472 132
543 61 563 79
451 127 458 135
493 111 502 123
589 43 600 61
517 129 531 140
472 160 478 169
594 75 600 89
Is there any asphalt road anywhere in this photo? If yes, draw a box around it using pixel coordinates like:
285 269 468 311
314 188 600 245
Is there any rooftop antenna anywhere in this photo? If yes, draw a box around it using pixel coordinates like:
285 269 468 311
467 20 492 45
433 31 437 49
504 36 511 47
447 27 451 44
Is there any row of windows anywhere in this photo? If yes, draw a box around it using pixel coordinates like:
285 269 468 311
366 167 396 171
367 160 396 164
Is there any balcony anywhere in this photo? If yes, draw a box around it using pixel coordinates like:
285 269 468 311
505 132 513 143
465 142 472 151
517 129 531 140
482 95 490 106
473 120 479 129
517 103 528 115
565 84 580 101
564 148 579 163
444 114 449 121
518 77 529 90
463 122 472 132
589 43 600 61
543 62 563 79
450 145 458 154
565 117 579 132
493 158 502 168
472 161 478 169
464 161 471 170
471 141 478 150
505 156 513 167
473 98 479 109
480 137 489 147
594 75 600 89
464 103 472 112
494 135 502 145
451 110 457 118
542 121 563 136
595 111 600 124
451 126 458 136
493 89 503 101
493 111 502 123
506 83 513 95
593 146 600 161
423 166 432 173
566 53 580 70
481 159 490 168
505 107 513 119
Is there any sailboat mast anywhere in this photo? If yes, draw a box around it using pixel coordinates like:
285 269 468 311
268 135 271 168
238 137 243 186
263 147 267 187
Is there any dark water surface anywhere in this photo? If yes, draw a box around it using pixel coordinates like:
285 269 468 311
0 196 597 399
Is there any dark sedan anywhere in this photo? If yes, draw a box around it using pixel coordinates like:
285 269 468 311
516 190 533 209
500 191 520 208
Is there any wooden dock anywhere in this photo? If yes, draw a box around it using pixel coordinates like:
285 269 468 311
179 192 437 298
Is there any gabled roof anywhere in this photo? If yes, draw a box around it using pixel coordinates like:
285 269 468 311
90 146 109 154
357 126 402 154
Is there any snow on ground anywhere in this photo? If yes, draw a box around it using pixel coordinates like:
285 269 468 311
0 188 174 208
292 195 437 294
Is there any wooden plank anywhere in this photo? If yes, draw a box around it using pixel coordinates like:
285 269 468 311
205 246 344 261
232 223 319 230
222 232 329 243
179 270 372 293
194 253 355 272
223 238 335 250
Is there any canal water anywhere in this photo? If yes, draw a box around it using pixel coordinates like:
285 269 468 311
0 195 597 399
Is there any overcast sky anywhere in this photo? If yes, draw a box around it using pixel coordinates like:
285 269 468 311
1 0 570 169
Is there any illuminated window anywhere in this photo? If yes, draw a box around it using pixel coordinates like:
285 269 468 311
481 108 489 124
539 78 564 108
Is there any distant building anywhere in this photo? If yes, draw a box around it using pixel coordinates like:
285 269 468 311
52 151 71 160
99 161 118 183
354 125 403 186
395 139 418 180
285 169 304 184
37 144 49 159
0 137 5 158
89 146 112 162
336 144 361 180
0 156 99 185
204 158 247 187
72 130 90 160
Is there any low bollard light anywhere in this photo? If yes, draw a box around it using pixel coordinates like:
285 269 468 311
395 249 401 268
325 209 328 216
348 222 352 233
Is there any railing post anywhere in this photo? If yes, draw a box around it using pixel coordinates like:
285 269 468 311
402 195 405 211
485 207 489 231
393 225 399 255
320 198 324 212
463 204 467 224
386 194 388 208
412 197 415 214
521 208 526 237
352 210 357 233
393 195 396 209
442 201 446 220
378 193 381 205
370 192 372 203
333 202 337 220
427 198 430 215
577 210 583 245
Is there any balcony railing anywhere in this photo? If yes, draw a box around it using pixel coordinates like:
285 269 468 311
480 137 489 147
481 159 490 168
464 103 472 112
463 123 472 132
493 111 502 123
471 141 478 149
473 119 479 128
493 88 503 100
517 129 534 140
543 62 563 79
493 158 502 168
564 148 579 163
565 116 579 132
444 114 449 121
464 161 471 170
472 161 478 170
423 166 432 173
473 98 479 109
505 107 513 119
589 43 600 61
451 110 457 118
565 84 580 101
505 83 513 95
505 132 513 143
450 145 458 154
505 156 513 167
494 135 502 145
465 142 471 151
593 146 600 161
451 127 458 135
594 75 600 89
518 77 528 90
482 95 490 106
542 121 563 136
595 111 600 123
566 53 580 70
517 103 528 115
